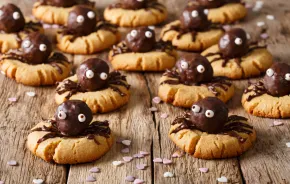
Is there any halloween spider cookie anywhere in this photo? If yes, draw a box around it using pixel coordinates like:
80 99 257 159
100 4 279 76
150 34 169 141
158 54 234 108
32 0 94 25
202 28 273 79
242 63 290 118
27 100 114 164
0 3 43 53
0 32 72 86
109 27 177 71
188 0 247 24
55 58 130 113
160 3 224 51
104 0 167 27
56 6 120 54
169 97 256 159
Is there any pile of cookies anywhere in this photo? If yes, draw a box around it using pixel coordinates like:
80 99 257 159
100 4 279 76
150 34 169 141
0 0 287 164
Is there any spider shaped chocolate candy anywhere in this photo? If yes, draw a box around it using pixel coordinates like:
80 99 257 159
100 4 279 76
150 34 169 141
169 97 256 159
109 0 163 11
56 58 131 113
0 3 25 33
27 100 113 164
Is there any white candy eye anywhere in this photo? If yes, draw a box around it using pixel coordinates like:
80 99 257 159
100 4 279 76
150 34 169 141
145 31 153 38
197 65 205 73
22 40 31 48
86 70 94 79
266 68 274 77
76 15 85 23
39 44 47 51
205 110 214 118
191 10 199 18
130 30 137 37
58 111 67 120
285 73 290 81
13 12 20 20
204 9 209 15
192 105 201 113
0 10 3 17
180 61 189 69
235 38 243 45
100 72 108 80
78 114 86 122
87 11 95 19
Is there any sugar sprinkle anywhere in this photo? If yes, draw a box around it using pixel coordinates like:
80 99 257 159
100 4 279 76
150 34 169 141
163 172 174 178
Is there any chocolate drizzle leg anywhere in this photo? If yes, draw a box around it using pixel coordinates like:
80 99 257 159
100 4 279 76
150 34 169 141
244 81 267 101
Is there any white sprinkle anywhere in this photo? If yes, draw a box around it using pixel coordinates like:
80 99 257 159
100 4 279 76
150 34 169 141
266 15 275 20
272 121 284 126
7 160 17 166
112 161 123 166
257 21 265 27
134 179 145 184
152 97 161 104
26 92 36 97
286 142 290 148
163 172 174 178
33 179 44 184
160 113 168 119
1 71 5 75
122 140 131 146
148 26 155 30
162 158 173 165
121 147 130 153
149 107 158 112
123 156 133 162
246 33 251 40
217 176 228 183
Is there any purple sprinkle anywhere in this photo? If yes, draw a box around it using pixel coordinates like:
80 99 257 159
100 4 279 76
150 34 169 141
7 160 17 166
121 148 130 153
199 168 209 173
152 97 162 104
125 176 135 182
134 179 145 184
86 176 96 182
163 158 173 165
153 158 163 163
260 33 269 39
133 154 144 158
139 151 149 156
8 97 17 102
160 113 168 119
149 107 158 112
136 164 147 170
89 167 100 173
123 156 133 162
0 181 4 184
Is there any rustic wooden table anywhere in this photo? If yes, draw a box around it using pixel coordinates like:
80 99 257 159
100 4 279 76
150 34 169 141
1 0 290 183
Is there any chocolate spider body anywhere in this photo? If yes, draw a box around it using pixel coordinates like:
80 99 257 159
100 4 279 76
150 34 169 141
56 58 130 98
0 3 25 33
171 97 253 143
196 0 224 9
41 0 77 7
244 63 290 100
109 0 163 12
161 54 231 96
32 100 111 144
125 27 156 52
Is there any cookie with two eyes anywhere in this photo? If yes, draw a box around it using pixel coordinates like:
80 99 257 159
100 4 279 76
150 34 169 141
160 4 224 51
169 97 256 159
0 32 72 86
109 27 177 71
242 63 290 118
56 6 120 54
104 0 167 27
188 0 247 24
27 100 114 164
202 28 273 79
55 58 130 113
158 54 235 108
32 0 95 25
0 3 43 53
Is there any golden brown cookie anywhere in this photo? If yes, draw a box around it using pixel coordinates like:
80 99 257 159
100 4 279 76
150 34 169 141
104 3 167 27
55 75 130 113
207 3 247 24
160 20 224 51
202 45 273 79
0 53 72 86
109 42 177 71
32 2 94 25
27 122 114 164
169 116 256 159
158 75 235 108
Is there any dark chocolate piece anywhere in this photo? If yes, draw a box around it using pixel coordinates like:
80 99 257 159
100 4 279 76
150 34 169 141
38 0 95 7
196 0 224 9
0 3 25 33
125 27 156 52
121 0 147 9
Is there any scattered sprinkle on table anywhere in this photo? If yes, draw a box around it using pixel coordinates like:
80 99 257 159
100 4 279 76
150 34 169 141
163 158 173 165
0 181 4 184
217 176 228 183
112 161 123 166
164 172 174 178
7 160 17 166
139 151 149 156
1 71 5 75
133 153 144 158
266 15 275 20
134 179 145 184
8 97 17 102
123 156 133 162
270 121 284 127
257 21 265 27
122 140 131 146
33 179 44 184
149 107 158 112
89 167 100 173
86 176 96 182
26 92 36 97
260 33 269 39
153 158 163 163
199 168 209 173
136 164 147 170
160 113 168 119
125 176 135 182
286 142 290 148
121 148 130 153
152 97 161 104
172 150 184 158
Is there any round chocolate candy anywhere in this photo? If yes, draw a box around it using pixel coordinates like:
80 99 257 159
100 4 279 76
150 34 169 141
67 5 97 36
21 32 53 65
196 0 224 8
175 54 213 85
190 97 228 134
179 4 210 31
121 0 146 9
125 27 156 52
55 100 93 136
218 28 249 58
42 0 77 7
0 3 25 33
223 0 241 3
264 63 290 97
76 58 110 91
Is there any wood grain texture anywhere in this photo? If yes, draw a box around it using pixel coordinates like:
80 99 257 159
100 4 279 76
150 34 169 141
0 0 290 184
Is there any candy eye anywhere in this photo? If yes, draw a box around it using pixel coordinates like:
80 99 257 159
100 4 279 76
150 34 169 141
39 44 47 51
78 114 86 122
204 9 209 15
22 40 31 48
13 12 20 20
205 110 214 118
76 15 85 23
86 70 94 79
285 73 290 81
145 31 153 38
180 61 189 69
100 72 108 80
197 65 205 73
87 11 95 19
58 111 67 120
266 68 274 77
235 38 243 45
191 10 199 18
192 105 201 113
0 10 3 17
130 30 137 37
